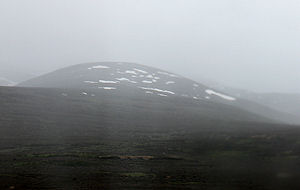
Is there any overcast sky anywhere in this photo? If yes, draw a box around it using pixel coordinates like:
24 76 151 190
1 0 300 93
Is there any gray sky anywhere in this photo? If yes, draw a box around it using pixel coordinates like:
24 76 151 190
1 0 300 93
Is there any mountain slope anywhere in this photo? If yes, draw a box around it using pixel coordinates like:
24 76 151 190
19 62 299 124
202 81 300 123
0 86 271 137
19 62 237 103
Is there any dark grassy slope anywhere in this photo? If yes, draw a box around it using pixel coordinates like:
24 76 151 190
1 86 300 189
0 86 270 144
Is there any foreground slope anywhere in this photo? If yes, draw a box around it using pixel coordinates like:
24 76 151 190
0 86 269 141
1 86 300 189
19 62 299 124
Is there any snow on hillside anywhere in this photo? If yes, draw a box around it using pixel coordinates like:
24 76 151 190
18 62 300 124
19 62 238 103
205 89 236 101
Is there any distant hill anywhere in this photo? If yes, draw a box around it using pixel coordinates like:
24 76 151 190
19 62 299 124
0 77 16 86
201 80 300 123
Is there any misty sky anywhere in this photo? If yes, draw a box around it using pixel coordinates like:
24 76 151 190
1 0 300 93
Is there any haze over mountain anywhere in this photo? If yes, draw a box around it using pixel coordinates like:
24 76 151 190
1 0 300 93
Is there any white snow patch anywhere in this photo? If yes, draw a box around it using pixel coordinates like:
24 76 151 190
154 76 160 80
139 75 145 77
116 78 137 83
157 71 178 78
142 80 153 84
84 81 98 84
99 80 119 84
91 94 95 97
193 97 200 100
133 68 148 74
145 91 154 94
166 81 175 85
205 89 236 101
139 87 175 95
88 65 110 69
157 93 168 97
193 84 199 87
152 79 157 82
125 70 137 75
146 74 154 79
205 96 211 99
98 87 117 90
82 92 88 95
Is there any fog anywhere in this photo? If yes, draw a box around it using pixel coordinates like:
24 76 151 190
1 0 300 93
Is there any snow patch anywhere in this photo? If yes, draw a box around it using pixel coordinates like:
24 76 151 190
145 91 154 94
157 93 168 97
81 92 88 95
133 68 148 74
99 80 119 84
205 89 236 101
125 70 137 75
116 78 137 83
84 81 98 84
166 81 175 85
98 87 117 90
157 71 178 78
146 74 154 79
88 65 109 69
139 87 175 95
142 80 153 84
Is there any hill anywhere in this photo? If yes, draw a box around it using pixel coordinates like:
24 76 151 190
18 62 299 124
